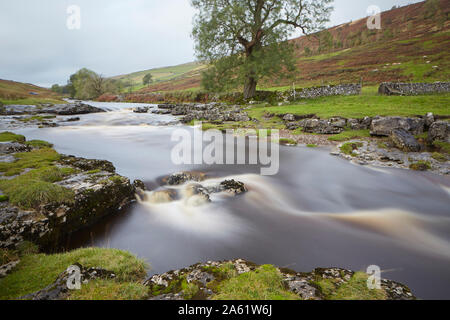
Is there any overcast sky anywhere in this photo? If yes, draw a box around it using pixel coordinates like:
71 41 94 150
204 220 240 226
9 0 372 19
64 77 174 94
0 0 423 87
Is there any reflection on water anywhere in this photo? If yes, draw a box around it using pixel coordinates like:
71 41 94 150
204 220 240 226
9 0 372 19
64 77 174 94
14 101 450 299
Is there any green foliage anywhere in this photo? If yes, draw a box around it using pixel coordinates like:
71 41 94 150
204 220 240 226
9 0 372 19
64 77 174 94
213 265 300 300
307 144 318 148
20 116 56 123
409 161 432 171
279 138 297 145
191 0 333 97
25 140 54 149
434 141 450 154
340 142 363 157
0 248 148 300
314 272 387 300
143 73 153 86
328 130 371 142
431 152 447 162
66 68 122 100
0 148 60 176
0 249 18 266
0 131 25 143
68 280 148 300
0 195 9 202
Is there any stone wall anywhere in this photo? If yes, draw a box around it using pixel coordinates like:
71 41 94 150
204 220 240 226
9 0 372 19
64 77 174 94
379 82 450 96
289 83 362 100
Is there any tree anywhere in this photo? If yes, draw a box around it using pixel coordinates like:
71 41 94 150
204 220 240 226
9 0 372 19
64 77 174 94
191 0 333 99
143 73 153 86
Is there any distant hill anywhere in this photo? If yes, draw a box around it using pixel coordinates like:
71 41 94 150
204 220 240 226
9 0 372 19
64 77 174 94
122 0 449 94
0 79 64 105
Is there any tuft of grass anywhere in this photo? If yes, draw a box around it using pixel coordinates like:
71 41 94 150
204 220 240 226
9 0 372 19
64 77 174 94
0 248 148 300
0 166 77 209
0 131 26 143
409 161 432 171
86 169 101 175
279 138 298 146
20 116 56 123
68 280 148 300
25 140 54 149
340 142 363 157
0 195 8 202
0 249 19 266
431 152 447 162
433 141 450 154
0 148 60 176
213 265 300 300
328 130 371 142
315 272 387 300
306 144 318 148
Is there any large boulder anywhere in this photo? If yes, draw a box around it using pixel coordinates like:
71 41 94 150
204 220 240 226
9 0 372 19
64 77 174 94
390 129 422 152
428 121 450 143
302 119 345 134
370 117 425 136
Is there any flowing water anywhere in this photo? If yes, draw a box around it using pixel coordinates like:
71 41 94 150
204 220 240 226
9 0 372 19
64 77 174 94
13 101 450 299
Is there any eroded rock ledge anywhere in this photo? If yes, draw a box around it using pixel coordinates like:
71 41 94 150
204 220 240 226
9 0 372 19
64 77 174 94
145 259 416 301
0 136 139 250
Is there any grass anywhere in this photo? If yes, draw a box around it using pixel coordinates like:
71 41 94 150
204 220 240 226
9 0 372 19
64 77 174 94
434 141 450 154
340 142 363 157
0 98 65 105
431 152 447 162
0 131 26 143
328 130 371 142
279 138 298 146
0 248 148 300
247 89 450 119
20 115 56 123
409 161 432 171
68 280 148 300
24 140 54 149
213 265 300 300
0 147 60 176
307 144 318 148
314 272 387 300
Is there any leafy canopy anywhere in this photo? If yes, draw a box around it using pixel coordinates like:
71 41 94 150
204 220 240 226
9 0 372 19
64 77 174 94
191 0 333 97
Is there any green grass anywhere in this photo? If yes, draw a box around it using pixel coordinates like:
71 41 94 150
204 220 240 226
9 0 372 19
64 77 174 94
68 280 148 300
409 161 432 171
0 147 60 176
0 98 65 105
213 265 300 300
24 140 54 149
247 89 450 119
328 130 371 142
431 152 447 162
20 115 56 123
0 131 26 143
279 138 298 146
434 141 450 154
340 142 363 157
0 248 148 300
306 144 318 148
314 272 387 300
0 195 8 202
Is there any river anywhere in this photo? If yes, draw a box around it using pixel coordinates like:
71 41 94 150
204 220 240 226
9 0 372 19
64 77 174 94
13 101 450 300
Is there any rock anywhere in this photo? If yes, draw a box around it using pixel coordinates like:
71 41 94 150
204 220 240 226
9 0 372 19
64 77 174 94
428 121 450 143
60 155 116 173
0 142 31 154
220 180 247 195
283 114 296 122
133 179 146 191
66 117 81 122
0 260 20 278
370 116 425 136
425 113 435 129
286 122 300 130
20 264 116 300
163 172 207 186
133 107 150 113
42 103 106 116
302 119 344 134
390 129 422 152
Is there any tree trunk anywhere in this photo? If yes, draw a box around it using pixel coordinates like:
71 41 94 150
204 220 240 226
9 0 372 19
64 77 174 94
244 77 257 100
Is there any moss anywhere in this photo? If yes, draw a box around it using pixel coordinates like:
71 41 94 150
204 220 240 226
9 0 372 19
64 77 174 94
181 279 200 299
86 169 101 175
0 195 8 202
0 166 77 209
340 142 363 157
213 265 300 300
431 152 447 162
0 131 26 143
68 280 148 300
279 138 298 146
377 142 388 149
306 144 318 148
328 130 371 142
318 272 387 300
433 141 450 154
25 140 54 149
409 161 432 171
0 248 148 300
0 148 60 176
19 116 56 123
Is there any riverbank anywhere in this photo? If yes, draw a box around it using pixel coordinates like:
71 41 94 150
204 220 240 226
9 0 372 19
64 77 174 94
0 247 416 300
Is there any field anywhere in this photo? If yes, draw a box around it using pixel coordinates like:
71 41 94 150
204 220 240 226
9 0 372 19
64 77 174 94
0 79 65 105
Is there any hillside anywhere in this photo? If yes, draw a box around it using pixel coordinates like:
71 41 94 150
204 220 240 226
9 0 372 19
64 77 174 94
0 79 64 105
127 0 449 95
